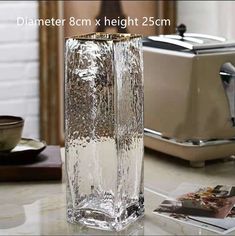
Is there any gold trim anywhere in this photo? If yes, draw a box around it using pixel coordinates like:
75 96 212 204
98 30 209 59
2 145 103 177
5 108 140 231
66 32 142 42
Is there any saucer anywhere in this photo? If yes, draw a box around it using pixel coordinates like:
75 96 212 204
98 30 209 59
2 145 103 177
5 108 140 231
0 138 46 158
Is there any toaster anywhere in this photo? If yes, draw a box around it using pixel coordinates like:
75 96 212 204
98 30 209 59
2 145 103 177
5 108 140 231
143 25 235 167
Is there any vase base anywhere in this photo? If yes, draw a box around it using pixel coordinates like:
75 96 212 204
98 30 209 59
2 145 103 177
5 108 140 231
67 204 144 231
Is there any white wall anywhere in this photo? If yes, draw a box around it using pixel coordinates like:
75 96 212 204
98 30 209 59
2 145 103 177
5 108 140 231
177 1 235 40
0 1 39 139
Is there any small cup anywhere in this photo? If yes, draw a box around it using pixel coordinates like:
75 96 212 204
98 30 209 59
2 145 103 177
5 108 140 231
0 116 24 152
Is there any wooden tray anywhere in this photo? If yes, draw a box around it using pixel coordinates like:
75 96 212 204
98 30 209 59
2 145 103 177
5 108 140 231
0 146 62 182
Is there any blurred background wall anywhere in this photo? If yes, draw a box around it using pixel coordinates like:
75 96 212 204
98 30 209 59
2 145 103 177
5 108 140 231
0 1 39 139
65 1 235 39
178 1 235 39
64 1 161 37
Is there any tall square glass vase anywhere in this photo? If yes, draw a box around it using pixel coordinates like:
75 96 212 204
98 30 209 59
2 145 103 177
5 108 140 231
65 33 144 231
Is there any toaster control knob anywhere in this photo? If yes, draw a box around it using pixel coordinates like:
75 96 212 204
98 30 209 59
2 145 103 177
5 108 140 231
177 24 186 38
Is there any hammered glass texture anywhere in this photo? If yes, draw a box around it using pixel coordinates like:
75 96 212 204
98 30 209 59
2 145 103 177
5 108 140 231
65 34 144 231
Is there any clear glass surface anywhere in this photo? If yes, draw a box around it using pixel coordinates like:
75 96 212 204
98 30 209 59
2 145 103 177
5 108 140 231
64 33 144 231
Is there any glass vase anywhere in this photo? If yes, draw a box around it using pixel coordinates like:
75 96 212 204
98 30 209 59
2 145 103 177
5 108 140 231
65 33 144 231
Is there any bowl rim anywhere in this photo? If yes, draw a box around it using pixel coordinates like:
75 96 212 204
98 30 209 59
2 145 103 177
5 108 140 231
0 116 24 127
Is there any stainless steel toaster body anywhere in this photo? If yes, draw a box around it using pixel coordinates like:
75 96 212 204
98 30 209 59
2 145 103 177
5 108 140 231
144 46 235 141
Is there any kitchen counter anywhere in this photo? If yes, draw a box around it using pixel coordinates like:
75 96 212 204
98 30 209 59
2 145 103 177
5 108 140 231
0 148 235 235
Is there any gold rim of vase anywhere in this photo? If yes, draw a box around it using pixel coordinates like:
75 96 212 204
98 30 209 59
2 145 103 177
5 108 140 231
65 32 142 42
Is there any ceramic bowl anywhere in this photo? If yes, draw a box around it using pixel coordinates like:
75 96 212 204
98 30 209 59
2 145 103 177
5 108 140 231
0 116 24 152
